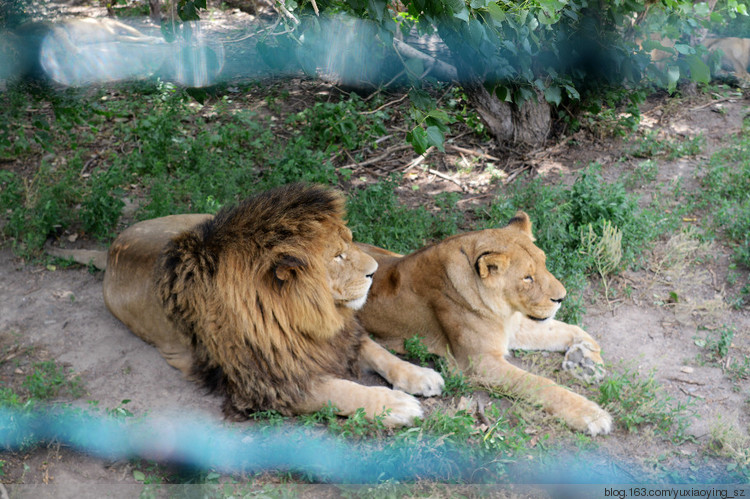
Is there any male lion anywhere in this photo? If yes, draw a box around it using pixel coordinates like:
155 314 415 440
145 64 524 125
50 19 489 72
355 212 612 436
51 184 443 426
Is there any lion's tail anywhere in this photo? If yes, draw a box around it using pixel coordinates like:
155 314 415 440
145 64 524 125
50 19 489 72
46 245 108 270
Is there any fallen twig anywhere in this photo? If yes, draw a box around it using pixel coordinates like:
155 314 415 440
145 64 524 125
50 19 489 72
402 146 435 172
341 144 413 170
360 94 409 115
427 168 466 191
445 143 501 162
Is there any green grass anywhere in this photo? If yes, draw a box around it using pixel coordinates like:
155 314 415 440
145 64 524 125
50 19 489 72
598 365 694 444
0 83 391 255
694 132 750 272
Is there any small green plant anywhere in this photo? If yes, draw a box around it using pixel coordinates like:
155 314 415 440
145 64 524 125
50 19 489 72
403 335 434 367
580 220 623 300
22 361 84 400
347 174 457 254
706 416 750 473
694 134 750 270
329 408 387 439
598 366 694 443
694 325 736 365
627 131 704 160
106 399 135 419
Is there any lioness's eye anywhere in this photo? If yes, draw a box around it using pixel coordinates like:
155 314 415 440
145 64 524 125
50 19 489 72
524 275 534 283
335 253 346 261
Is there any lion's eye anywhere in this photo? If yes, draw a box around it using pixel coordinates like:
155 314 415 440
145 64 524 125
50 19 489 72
524 275 534 283
335 253 346 261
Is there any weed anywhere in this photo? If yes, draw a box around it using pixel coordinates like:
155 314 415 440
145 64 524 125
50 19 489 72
347 174 456 254
624 159 659 189
106 399 135 419
598 366 694 443
403 335 434 367
627 130 705 159
706 416 750 473
23 361 84 400
329 408 387 439
694 325 736 364
287 95 388 155
726 356 750 384
694 134 750 270
579 219 623 300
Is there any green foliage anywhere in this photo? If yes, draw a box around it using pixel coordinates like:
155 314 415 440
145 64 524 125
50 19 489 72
627 131 705 160
287 95 389 154
22 361 84 400
329 408 388 439
403 335 433 367
0 85 396 253
695 133 750 270
598 366 694 443
347 174 460 254
694 325 736 364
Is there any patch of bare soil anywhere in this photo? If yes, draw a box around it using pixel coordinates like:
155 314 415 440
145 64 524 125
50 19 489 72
1 56 749 495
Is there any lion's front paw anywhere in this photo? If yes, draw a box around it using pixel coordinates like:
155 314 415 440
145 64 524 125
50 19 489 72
374 388 424 427
557 396 613 436
562 341 606 383
389 364 444 397
582 405 613 436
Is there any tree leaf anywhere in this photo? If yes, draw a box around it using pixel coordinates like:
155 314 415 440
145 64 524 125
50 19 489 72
425 125 445 151
543 85 562 105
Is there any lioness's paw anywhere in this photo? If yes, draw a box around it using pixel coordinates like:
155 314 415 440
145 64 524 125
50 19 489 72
389 364 444 397
583 406 613 436
560 398 613 436
563 341 606 383
375 388 423 427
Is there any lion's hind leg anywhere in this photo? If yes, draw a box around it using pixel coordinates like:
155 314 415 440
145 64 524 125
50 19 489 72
295 377 423 427
359 337 444 397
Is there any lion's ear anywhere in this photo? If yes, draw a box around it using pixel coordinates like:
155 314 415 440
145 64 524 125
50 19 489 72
274 255 306 282
475 252 511 278
507 211 535 241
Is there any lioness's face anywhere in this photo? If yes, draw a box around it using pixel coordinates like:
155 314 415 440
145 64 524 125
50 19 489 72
475 213 567 322
326 226 378 310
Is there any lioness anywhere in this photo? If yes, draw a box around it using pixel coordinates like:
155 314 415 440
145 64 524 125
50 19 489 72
704 36 750 81
355 212 612 436
51 185 443 426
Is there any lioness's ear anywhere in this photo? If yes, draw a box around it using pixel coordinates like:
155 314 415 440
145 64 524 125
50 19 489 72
475 252 511 278
274 255 306 282
507 211 535 241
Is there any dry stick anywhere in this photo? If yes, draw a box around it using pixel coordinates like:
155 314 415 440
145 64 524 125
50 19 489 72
360 94 409 115
310 0 319 15
427 168 466 191
689 96 735 112
445 144 501 162
276 0 300 24
341 144 413 170
402 146 435 172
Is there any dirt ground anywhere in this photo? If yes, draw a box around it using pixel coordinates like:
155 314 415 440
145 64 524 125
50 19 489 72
1 9 750 495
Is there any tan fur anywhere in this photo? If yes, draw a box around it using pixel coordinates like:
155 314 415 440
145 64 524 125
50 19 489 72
356 211 612 436
704 36 750 81
61 185 443 426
